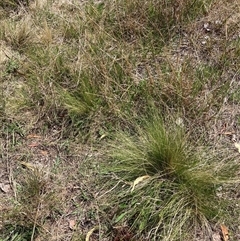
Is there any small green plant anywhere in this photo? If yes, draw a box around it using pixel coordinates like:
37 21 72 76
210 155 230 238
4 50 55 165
5 58 19 74
104 116 238 240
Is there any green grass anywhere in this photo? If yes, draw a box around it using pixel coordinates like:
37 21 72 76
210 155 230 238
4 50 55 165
0 0 240 240
103 116 238 240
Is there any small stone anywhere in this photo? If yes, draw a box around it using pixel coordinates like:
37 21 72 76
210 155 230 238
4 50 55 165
212 232 221 241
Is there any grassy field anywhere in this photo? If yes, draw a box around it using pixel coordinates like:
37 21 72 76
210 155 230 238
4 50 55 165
0 0 240 240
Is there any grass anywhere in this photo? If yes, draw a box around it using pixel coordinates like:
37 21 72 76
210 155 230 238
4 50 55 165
1 161 59 241
0 0 240 240
103 116 238 240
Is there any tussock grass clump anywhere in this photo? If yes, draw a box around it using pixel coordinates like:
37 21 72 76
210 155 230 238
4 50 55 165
1 17 34 51
104 116 238 240
1 167 58 240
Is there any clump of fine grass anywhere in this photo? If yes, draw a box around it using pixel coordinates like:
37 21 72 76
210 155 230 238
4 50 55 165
103 116 239 240
0 166 58 240
1 17 34 52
